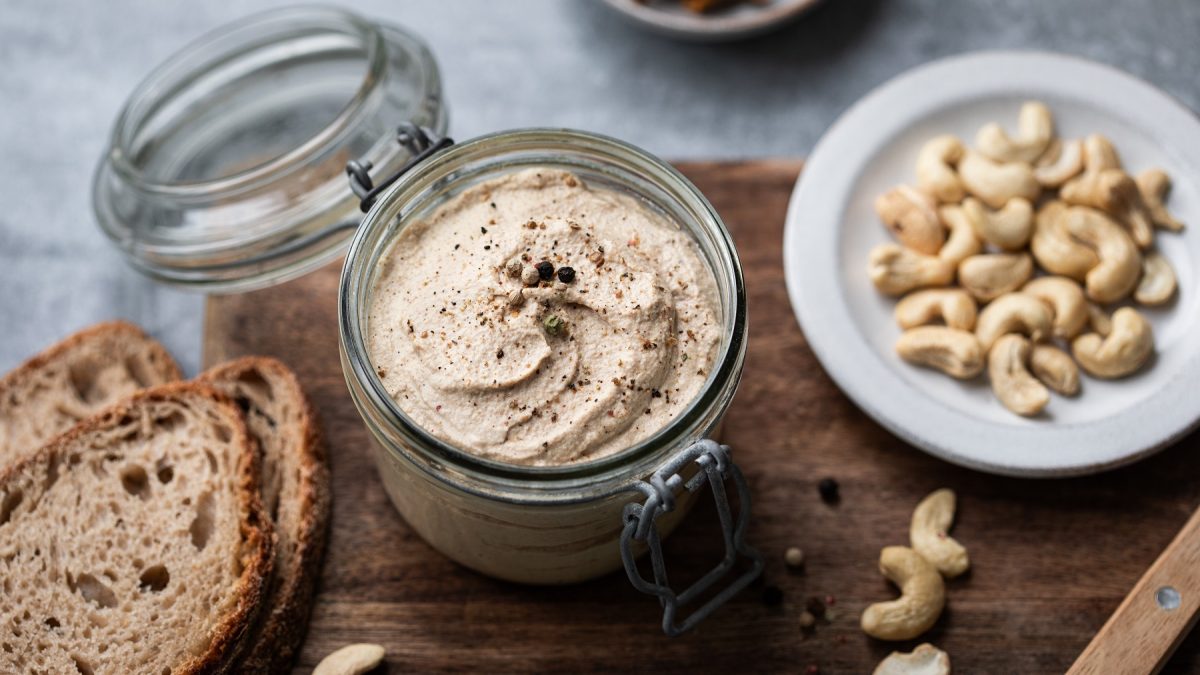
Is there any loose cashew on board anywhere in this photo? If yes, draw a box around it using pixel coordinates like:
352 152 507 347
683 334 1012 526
1072 307 1154 379
314 644 386 675
910 489 969 578
896 327 985 379
873 643 952 675
861 546 946 641
988 334 1049 417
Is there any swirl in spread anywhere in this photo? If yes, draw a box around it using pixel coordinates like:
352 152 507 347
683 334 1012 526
367 168 720 466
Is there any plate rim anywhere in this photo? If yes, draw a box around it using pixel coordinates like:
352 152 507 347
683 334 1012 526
600 0 822 40
783 49 1200 478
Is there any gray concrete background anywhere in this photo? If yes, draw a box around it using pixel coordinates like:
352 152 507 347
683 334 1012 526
2 0 1198 374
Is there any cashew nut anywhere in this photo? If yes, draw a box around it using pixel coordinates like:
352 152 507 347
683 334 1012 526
1087 302 1112 337
873 644 952 675
1030 344 1081 396
1063 168 1155 249
895 327 985 379
957 252 1034 302
1136 169 1185 232
974 292 1053 350
869 244 956 296
937 204 983 265
958 150 1041 209
876 185 946 254
1061 136 1154 249
1082 133 1122 171
1135 251 1177 305
916 135 966 203
314 644 386 675
1034 138 1084 188
963 196 1034 250
895 289 978 331
1031 201 1100 281
1063 206 1142 303
975 101 1054 163
1022 276 1088 339
1072 307 1154 378
910 488 969 578
861 546 946 641
988 334 1050 416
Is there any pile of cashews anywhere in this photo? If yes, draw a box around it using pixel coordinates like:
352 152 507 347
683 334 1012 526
862 488 965 660
868 101 1185 416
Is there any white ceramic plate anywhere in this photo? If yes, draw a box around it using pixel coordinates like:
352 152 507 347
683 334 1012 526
601 0 821 42
784 51 1200 477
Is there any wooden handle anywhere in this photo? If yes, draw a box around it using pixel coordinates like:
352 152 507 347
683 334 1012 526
1069 506 1200 675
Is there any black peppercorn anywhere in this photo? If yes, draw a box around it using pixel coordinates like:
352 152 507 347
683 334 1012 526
535 261 555 281
817 477 839 504
761 585 784 608
557 266 576 283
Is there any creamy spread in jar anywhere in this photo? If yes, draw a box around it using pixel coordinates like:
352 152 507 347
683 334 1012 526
367 168 721 466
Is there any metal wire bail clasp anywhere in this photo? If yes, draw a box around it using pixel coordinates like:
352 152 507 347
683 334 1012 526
620 439 763 637
346 123 454 212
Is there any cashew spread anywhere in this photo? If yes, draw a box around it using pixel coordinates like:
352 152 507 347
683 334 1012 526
367 169 721 466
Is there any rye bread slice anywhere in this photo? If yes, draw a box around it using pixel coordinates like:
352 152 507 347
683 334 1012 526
0 383 273 675
199 357 330 674
0 321 182 465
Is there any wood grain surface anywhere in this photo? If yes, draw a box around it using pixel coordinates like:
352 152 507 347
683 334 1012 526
204 160 1200 674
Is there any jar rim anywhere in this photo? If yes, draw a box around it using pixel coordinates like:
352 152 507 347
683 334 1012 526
107 6 385 198
339 128 748 497
91 6 447 292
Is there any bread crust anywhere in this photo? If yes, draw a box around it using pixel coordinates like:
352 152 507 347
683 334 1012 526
200 357 331 674
0 382 274 675
0 320 184 461
0 320 183 393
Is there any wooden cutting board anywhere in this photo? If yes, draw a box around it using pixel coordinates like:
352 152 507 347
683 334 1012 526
204 160 1200 674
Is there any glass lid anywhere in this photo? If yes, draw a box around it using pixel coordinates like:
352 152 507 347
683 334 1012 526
92 6 447 292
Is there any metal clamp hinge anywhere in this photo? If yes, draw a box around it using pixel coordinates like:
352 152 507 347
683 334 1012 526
346 123 454 212
620 439 763 637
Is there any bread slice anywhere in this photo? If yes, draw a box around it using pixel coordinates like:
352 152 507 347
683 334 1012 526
0 321 182 465
199 357 330 674
0 383 274 675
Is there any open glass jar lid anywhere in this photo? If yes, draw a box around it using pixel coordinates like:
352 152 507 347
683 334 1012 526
92 6 446 291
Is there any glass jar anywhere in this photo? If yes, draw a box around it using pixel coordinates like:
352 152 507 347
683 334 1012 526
92 6 445 291
339 129 760 634
91 6 761 636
